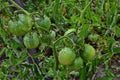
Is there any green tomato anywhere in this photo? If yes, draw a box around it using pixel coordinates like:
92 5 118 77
8 14 32 36
8 20 25 36
18 14 33 32
37 16 51 30
88 34 99 42
69 57 83 70
82 44 95 60
58 47 76 66
23 32 39 49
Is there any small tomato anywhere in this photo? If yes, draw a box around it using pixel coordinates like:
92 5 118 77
69 57 83 70
82 44 95 60
23 32 39 49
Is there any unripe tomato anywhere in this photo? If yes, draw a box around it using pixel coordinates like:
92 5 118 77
82 44 95 60
18 14 33 32
58 47 76 65
69 57 83 70
8 14 32 36
88 34 99 42
37 16 51 30
23 32 39 49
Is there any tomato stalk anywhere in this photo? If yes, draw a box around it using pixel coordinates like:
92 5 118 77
9 0 30 15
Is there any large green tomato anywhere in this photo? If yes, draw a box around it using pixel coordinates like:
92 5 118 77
23 32 39 49
58 47 76 66
69 57 83 70
82 44 95 60
8 20 25 36
8 14 33 36
18 14 33 32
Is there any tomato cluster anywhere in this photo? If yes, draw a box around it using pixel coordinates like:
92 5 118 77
8 14 51 49
8 13 96 71
58 44 95 71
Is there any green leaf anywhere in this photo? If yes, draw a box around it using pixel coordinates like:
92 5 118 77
113 47 120 54
5 49 13 57
33 64 43 79
78 24 90 43
15 55 28 66
32 52 44 58
0 29 8 43
96 76 114 80
9 39 23 49
114 26 120 37
80 67 87 80
0 48 6 56
10 50 28 66
107 37 115 53
64 28 76 36
10 54 17 65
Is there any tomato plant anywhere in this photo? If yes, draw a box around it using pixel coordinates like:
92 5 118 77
0 0 120 80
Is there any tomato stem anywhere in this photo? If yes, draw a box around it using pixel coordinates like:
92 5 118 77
54 36 75 47
52 44 58 71
9 0 30 15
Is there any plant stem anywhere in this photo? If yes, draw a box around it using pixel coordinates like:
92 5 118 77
9 0 30 15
